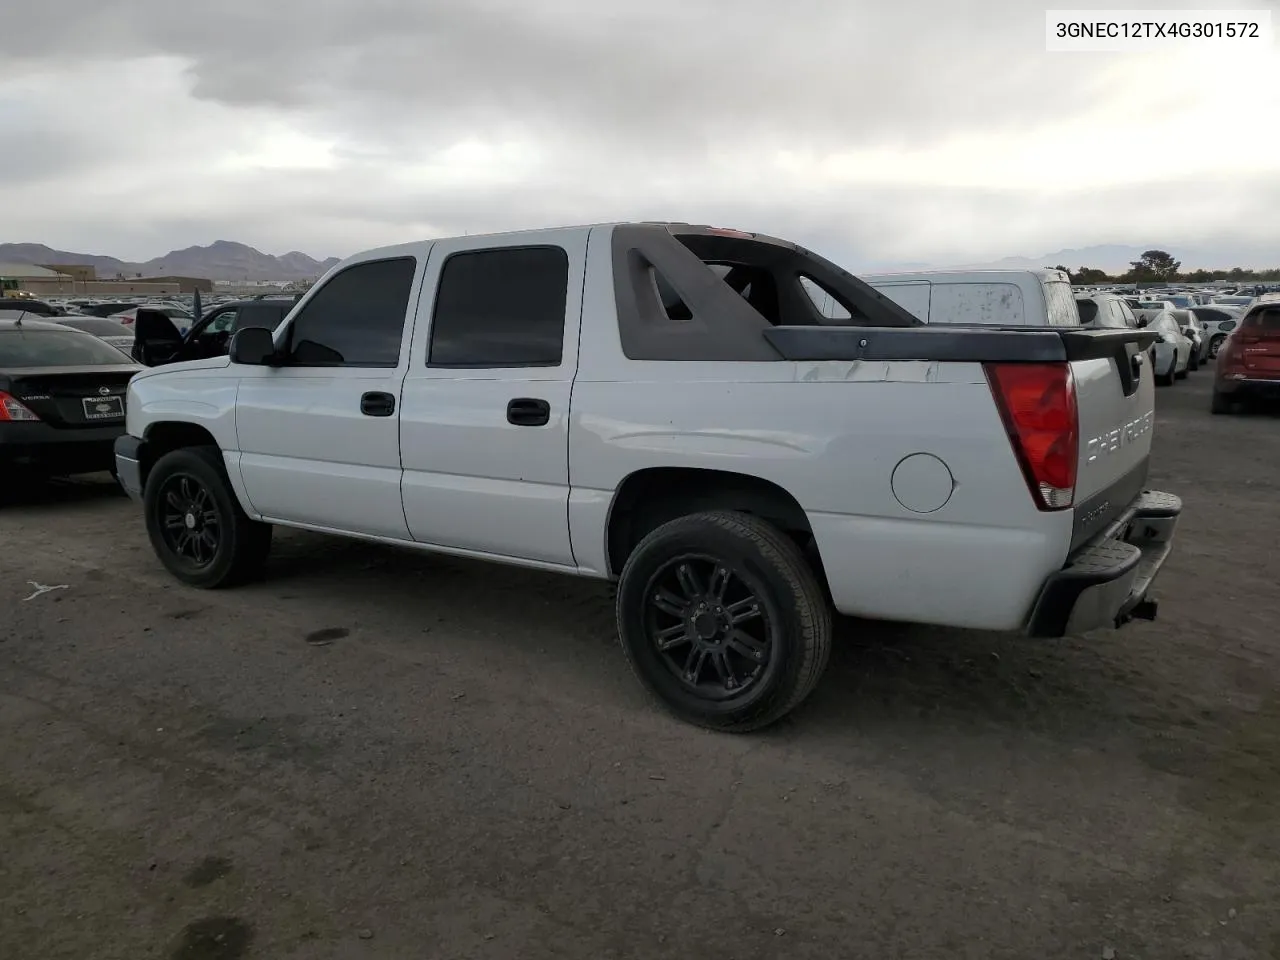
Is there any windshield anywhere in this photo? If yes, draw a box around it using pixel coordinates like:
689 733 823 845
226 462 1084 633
0 329 134 366
58 318 132 336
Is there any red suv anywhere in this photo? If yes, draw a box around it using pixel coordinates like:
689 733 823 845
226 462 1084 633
1212 297 1280 414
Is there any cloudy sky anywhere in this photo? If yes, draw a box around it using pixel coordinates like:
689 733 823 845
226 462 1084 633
1 0 1276 269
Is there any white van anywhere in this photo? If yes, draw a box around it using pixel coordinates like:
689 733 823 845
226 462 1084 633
857 269 1080 327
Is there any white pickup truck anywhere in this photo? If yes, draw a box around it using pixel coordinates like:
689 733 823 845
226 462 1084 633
114 223 1182 731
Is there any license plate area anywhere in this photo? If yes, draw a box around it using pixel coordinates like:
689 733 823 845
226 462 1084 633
82 395 124 420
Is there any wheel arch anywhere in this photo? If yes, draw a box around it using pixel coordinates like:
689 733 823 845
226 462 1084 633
139 421 221 489
604 466 821 580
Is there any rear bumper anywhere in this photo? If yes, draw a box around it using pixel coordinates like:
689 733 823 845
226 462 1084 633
113 434 145 501
1026 490 1182 638
0 421 125 474
1216 376 1280 400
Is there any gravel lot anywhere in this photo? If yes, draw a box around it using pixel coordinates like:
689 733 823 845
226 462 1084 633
2 372 1277 960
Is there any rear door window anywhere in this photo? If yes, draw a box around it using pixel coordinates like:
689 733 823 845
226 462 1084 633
428 246 569 367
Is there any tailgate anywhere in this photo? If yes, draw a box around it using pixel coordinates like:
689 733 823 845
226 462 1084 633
1240 308 1280 375
1061 329 1159 551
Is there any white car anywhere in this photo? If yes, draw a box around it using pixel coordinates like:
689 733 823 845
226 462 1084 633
1143 312 1192 385
1191 305 1245 358
112 221 1182 731
1169 309 1209 369
1075 294 1141 329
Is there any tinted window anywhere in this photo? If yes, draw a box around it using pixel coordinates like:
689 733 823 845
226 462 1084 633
0 329 132 366
204 308 238 334
1243 308 1280 331
1075 299 1099 324
285 257 415 367
428 246 568 367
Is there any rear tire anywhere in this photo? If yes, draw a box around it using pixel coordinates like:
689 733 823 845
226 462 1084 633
1209 336 1225 358
1156 370 1175 386
1211 391 1233 415
144 446 272 588
615 510 832 732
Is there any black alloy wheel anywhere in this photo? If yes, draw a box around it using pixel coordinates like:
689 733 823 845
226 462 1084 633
144 445 271 588
157 473 221 568
616 510 832 732
644 555 773 700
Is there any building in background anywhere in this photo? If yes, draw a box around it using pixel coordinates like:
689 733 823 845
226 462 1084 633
0 262 202 297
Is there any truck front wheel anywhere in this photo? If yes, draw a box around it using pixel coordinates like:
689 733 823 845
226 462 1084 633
615 510 832 732
143 446 272 588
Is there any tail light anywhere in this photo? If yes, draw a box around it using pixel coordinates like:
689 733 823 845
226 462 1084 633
985 363 1078 511
0 391 40 422
1218 336 1247 376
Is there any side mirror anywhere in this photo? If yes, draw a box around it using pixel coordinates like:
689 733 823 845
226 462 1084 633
229 326 278 365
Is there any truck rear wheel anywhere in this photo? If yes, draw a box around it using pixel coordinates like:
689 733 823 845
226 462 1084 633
615 510 832 732
144 446 272 589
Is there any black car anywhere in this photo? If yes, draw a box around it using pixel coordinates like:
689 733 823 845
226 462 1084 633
0 316 141 479
132 298 296 366
0 297 69 317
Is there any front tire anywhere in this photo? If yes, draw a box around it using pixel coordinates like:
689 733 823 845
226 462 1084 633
615 510 832 732
144 446 271 588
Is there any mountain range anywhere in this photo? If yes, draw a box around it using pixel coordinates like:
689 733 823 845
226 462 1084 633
4 239 1273 283
0 241 340 282
945 242 1276 274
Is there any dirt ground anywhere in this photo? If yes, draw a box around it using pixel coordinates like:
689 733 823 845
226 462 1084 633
2 371 1278 960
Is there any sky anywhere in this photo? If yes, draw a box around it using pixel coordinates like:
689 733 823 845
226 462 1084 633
1 0 1277 269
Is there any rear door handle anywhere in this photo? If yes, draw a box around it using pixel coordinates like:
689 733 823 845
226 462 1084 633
507 398 550 427
360 391 396 417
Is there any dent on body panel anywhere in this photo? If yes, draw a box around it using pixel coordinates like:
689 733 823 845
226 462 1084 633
793 360 980 384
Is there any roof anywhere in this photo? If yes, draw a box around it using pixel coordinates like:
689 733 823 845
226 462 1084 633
856 268 1071 283
0 263 68 279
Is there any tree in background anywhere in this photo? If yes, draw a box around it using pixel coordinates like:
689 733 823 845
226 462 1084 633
1122 250 1181 283
1074 267 1111 285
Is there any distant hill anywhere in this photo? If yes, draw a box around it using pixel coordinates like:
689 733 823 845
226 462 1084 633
0 241 340 282
945 243 1277 274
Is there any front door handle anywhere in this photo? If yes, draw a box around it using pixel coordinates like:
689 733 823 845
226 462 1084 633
360 391 396 417
507 398 550 427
